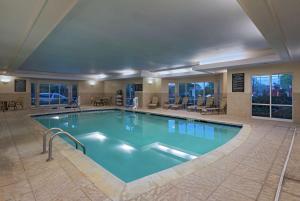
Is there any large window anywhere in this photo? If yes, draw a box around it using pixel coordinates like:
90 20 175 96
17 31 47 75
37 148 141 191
126 84 135 106
168 83 175 103
179 83 187 99
252 74 292 120
177 82 214 105
31 83 36 106
39 83 69 105
72 84 78 102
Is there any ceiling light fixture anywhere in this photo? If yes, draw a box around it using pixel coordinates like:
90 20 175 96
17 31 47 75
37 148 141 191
155 68 194 76
119 69 136 76
97 73 107 79
147 78 154 84
0 75 12 84
88 80 96 86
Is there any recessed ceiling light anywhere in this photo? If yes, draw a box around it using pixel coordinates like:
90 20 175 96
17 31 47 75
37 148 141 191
155 68 193 75
0 75 12 83
118 69 136 76
97 74 107 79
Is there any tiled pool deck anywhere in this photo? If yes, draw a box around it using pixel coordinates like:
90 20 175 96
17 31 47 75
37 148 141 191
0 106 299 201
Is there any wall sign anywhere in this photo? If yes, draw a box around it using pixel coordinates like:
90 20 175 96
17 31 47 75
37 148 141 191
232 73 244 92
15 79 26 92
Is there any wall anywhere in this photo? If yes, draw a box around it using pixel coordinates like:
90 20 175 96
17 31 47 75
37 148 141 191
0 76 31 109
103 78 143 106
78 80 104 105
142 77 162 108
227 62 300 123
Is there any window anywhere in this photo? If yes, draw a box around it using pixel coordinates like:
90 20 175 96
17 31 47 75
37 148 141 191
187 83 196 105
60 84 69 104
179 83 186 99
204 82 214 97
168 83 175 103
39 83 69 105
178 82 214 105
252 74 292 120
31 83 36 106
39 84 50 105
126 84 135 106
195 82 205 101
72 84 78 102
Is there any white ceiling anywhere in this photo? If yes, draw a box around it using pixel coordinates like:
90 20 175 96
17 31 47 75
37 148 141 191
0 0 299 80
18 0 270 74
0 0 45 69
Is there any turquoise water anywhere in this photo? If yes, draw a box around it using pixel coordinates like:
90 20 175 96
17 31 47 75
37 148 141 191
35 110 240 182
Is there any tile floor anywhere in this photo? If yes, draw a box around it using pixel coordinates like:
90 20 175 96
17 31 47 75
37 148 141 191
0 106 299 201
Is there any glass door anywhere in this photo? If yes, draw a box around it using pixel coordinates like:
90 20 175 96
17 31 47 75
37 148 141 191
252 74 292 120
168 83 176 104
271 74 292 119
187 83 196 105
126 84 135 106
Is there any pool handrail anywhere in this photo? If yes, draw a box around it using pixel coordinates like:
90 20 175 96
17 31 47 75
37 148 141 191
47 131 86 161
42 128 64 154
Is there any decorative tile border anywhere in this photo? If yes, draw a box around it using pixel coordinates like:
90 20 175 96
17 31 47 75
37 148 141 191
30 107 251 201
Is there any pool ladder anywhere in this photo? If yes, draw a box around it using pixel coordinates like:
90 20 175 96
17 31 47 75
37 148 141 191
42 128 86 161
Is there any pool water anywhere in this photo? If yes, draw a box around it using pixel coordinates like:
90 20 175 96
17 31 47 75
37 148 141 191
35 110 240 182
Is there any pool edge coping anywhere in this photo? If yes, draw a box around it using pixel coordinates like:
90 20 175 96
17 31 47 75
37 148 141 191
29 107 251 201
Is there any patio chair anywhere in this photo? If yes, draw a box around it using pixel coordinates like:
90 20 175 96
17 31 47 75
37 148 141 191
201 98 227 114
0 101 5 112
15 98 23 110
187 96 204 111
8 101 17 110
171 97 188 110
198 96 214 112
163 98 177 109
148 96 159 109
94 97 103 106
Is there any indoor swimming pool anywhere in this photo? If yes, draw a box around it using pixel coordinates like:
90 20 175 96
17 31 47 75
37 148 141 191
34 109 241 182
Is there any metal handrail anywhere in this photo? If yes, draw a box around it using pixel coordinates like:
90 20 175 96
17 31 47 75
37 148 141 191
47 131 86 161
42 128 64 154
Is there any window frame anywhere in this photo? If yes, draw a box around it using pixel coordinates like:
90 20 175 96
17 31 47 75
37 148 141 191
251 73 293 121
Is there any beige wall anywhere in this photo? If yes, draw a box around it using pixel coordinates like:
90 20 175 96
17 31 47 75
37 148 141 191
78 80 104 105
143 78 162 108
227 62 300 123
0 77 31 108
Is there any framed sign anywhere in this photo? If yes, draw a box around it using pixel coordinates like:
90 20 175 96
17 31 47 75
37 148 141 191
232 73 244 92
15 79 26 92
134 84 143 91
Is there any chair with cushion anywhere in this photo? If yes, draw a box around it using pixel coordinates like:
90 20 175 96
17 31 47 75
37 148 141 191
148 96 159 109
187 96 204 111
171 97 188 110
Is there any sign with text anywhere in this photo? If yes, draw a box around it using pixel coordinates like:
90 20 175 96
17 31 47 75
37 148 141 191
232 73 244 92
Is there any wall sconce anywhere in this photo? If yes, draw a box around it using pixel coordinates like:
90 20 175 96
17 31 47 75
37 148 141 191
88 80 96 86
0 75 12 84
147 78 154 84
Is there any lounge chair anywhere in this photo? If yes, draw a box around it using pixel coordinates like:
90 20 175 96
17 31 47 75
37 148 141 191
163 98 177 109
187 96 204 111
15 98 23 110
201 98 227 114
148 96 159 109
7 101 17 110
0 101 5 112
171 97 188 110
198 96 214 112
